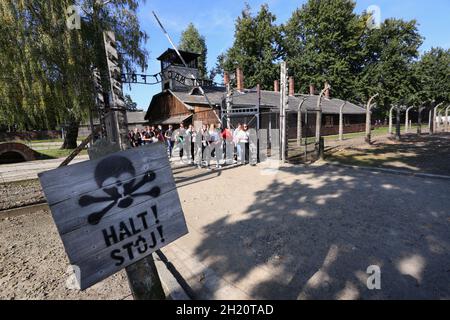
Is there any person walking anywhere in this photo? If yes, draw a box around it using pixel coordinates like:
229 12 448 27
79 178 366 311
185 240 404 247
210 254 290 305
186 124 196 164
165 125 174 158
221 125 233 165
207 124 221 169
133 127 142 147
199 124 209 169
176 123 186 162
235 124 250 165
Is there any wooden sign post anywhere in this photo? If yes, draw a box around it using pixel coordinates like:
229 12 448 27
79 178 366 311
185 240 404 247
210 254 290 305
38 143 188 292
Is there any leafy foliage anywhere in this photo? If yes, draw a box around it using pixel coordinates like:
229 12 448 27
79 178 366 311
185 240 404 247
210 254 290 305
283 0 367 100
179 23 208 78
414 47 450 106
218 3 282 90
357 18 423 110
0 0 148 146
216 0 448 116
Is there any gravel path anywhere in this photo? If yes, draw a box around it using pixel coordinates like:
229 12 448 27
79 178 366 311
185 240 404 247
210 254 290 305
0 209 131 300
0 180 44 211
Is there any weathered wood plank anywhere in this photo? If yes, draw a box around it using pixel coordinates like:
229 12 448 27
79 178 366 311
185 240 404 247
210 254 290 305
49 166 175 235
39 143 168 205
38 143 189 290
60 189 184 263
78 215 188 290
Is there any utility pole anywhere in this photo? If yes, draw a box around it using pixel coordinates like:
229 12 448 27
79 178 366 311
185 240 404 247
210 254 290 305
280 62 288 163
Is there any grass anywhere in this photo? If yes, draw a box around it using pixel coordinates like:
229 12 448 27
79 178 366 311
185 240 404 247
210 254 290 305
288 126 420 146
38 148 88 159
324 125 419 141
5 137 87 144
325 133 450 175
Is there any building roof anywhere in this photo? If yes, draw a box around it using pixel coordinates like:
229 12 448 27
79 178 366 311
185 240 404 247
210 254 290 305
169 86 226 107
232 90 366 114
164 87 365 115
157 48 201 63
127 111 147 124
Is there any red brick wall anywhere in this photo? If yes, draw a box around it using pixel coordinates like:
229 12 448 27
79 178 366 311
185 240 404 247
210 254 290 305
287 113 365 138
0 131 62 142
0 143 38 163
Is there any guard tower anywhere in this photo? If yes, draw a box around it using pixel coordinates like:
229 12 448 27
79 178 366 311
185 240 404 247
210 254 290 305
157 48 200 91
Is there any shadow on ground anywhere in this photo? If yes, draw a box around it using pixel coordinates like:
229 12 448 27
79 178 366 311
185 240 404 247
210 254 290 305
327 133 450 176
193 165 450 299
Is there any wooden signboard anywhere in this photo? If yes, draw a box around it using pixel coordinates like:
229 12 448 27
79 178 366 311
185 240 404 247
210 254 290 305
38 143 188 290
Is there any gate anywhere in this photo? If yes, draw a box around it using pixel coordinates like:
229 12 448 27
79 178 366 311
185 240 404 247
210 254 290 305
285 110 320 163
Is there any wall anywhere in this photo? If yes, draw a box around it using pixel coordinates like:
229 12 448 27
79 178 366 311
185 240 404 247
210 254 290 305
0 131 62 142
192 107 221 125
147 92 193 123
285 113 365 138
0 143 39 164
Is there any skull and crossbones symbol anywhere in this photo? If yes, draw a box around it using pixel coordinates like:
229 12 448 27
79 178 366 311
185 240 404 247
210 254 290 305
79 156 161 225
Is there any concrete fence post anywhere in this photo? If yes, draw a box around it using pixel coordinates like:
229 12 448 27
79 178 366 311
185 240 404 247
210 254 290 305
339 102 347 141
365 93 379 144
389 105 396 136
405 106 414 134
445 106 450 132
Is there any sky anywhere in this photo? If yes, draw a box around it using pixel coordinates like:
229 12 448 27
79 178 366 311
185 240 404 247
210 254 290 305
124 0 450 110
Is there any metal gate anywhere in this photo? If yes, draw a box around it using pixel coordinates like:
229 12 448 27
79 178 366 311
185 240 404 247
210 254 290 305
286 110 319 164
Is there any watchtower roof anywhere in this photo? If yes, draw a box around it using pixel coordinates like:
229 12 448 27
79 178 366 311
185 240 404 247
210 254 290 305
157 48 200 64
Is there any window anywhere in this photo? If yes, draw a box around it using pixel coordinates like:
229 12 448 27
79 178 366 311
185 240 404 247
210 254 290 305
325 116 334 128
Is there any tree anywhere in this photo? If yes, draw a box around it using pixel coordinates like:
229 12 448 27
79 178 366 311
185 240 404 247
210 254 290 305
179 23 208 78
0 0 94 140
282 0 367 100
218 3 282 90
0 0 149 149
124 94 138 111
357 18 423 114
414 47 450 105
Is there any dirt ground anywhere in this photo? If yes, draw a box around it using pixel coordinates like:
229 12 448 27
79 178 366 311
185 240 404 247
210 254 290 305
0 209 131 300
327 133 450 176
0 179 44 211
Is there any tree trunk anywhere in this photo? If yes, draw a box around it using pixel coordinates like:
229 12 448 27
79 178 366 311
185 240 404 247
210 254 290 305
62 116 80 149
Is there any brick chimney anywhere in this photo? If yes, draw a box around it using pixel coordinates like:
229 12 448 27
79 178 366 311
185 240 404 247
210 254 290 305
289 76 295 96
324 82 330 99
274 80 279 92
236 68 244 92
309 84 315 95
224 72 230 86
